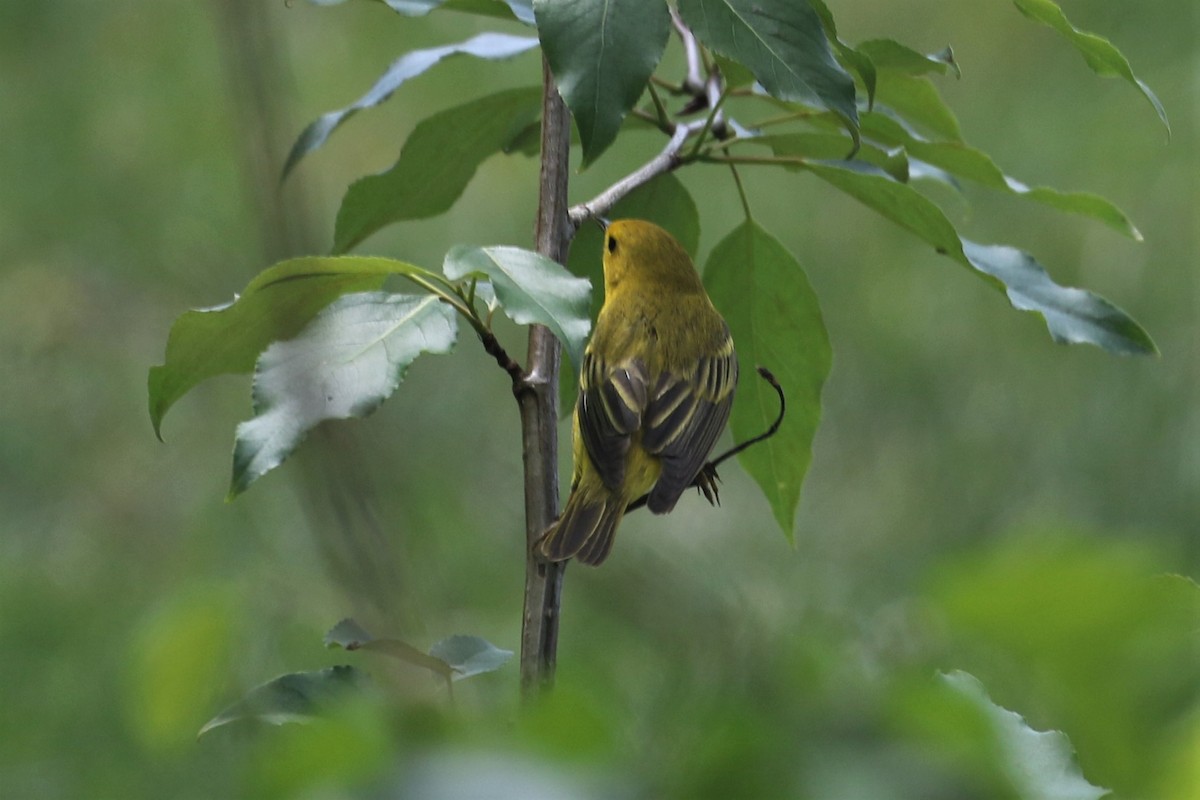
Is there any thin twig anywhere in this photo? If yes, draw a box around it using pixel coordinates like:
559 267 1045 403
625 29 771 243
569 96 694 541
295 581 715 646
624 366 785 514
671 6 705 94
568 121 698 228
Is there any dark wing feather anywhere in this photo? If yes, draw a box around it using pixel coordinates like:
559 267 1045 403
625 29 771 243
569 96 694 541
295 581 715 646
643 335 738 514
577 351 648 491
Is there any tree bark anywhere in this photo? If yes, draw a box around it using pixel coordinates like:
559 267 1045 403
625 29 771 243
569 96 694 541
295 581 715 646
519 56 572 698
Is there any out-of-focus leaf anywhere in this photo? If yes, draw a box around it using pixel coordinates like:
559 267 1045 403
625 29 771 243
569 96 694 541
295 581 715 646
803 159 1156 355
334 87 542 253
941 671 1109 800
231 292 458 496
324 618 454 679
808 0 877 108
149 256 439 438
858 39 959 78
198 666 366 737
533 0 670 166
283 33 538 180
703 220 831 537
928 533 1200 797
1013 0 1168 133
309 0 534 24
443 245 591 369
679 0 859 143
128 588 236 749
429 635 514 680
861 111 1141 239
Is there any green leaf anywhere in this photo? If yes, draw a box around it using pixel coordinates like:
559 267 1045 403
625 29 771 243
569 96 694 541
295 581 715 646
874 72 960 141
703 220 831 537
1013 0 1168 134
428 635 514 680
231 292 458 496
927 532 1200 796
757 133 908 181
803 159 1156 355
941 671 1109 800
324 618 454 679
283 33 538 180
861 111 1141 239
857 39 960 78
807 0 877 108
198 666 366 738
333 87 542 253
679 0 858 142
533 0 670 167
443 245 592 369
148 256 438 438
310 0 535 24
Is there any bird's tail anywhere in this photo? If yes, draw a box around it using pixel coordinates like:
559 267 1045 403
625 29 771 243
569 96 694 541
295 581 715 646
537 490 625 566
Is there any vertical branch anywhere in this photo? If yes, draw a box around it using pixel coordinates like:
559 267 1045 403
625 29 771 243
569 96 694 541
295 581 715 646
519 56 572 697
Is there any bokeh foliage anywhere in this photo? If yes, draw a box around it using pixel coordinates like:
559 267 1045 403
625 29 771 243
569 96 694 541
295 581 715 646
1 0 1196 797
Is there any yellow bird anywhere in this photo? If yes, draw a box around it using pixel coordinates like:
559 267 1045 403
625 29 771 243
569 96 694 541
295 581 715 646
538 219 738 565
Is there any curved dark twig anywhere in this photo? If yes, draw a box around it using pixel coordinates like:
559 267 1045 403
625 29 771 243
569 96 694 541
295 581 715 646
624 366 785 514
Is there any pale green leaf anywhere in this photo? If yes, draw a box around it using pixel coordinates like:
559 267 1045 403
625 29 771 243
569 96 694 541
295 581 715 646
324 618 454 679
334 87 542 253
231 293 458 496
443 245 591 369
678 0 858 142
803 159 1156 355
148 256 440 438
429 635 514 680
861 111 1141 239
310 0 534 24
703 220 831 536
942 671 1109 800
198 666 366 737
858 39 959 78
533 0 670 166
1013 0 1168 133
283 33 538 180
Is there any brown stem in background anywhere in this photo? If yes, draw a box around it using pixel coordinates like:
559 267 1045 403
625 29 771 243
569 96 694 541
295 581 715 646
518 56 573 698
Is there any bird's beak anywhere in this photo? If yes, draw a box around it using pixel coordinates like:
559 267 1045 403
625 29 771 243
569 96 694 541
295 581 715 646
594 216 611 231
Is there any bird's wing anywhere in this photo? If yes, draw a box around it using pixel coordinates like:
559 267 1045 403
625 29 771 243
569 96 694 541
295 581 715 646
641 331 737 513
577 350 649 492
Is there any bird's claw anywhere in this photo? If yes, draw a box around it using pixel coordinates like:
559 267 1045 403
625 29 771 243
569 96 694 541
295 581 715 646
695 463 722 506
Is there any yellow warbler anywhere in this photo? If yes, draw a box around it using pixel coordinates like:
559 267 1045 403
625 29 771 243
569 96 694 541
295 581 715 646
538 219 738 565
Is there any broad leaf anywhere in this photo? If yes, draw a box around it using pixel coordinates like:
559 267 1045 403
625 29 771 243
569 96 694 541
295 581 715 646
808 0 877 108
324 618 454 679
874 72 960 141
758 133 908 181
283 33 538 180
679 0 858 142
803 159 1156 355
534 0 670 166
428 635 514 680
334 87 542 253
198 666 366 737
231 292 458 496
443 245 591 369
703 220 831 537
149 256 439 438
1013 0 1168 133
861 111 1141 239
858 39 959 78
310 0 535 24
941 671 1109 800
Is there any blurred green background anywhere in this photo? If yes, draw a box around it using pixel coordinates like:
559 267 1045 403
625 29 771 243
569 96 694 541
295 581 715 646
1 1 1196 797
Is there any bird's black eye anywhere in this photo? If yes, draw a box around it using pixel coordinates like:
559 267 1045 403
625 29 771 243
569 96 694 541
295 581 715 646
607 235 617 254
